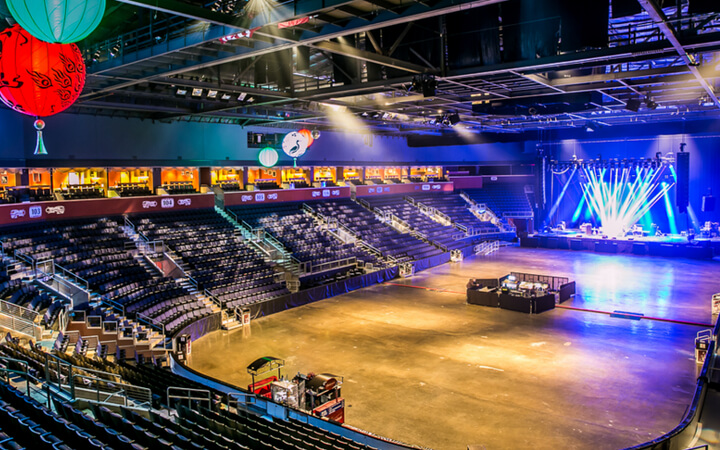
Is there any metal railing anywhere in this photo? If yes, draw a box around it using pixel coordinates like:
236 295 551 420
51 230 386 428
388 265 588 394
0 313 42 340
308 257 358 275
474 240 500 256
0 298 40 323
54 263 90 291
167 387 212 410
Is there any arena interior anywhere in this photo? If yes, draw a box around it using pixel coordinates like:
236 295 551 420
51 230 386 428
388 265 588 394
0 0 719 449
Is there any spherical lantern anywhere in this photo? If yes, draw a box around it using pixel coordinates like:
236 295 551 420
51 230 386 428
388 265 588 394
298 128 313 147
258 147 279 168
0 25 86 117
7 0 105 43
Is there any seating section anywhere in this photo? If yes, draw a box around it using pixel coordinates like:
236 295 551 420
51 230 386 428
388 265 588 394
113 183 152 197
0 278 65 329
133 209 289 309
254 179 279 190
287 179 310 189
0 217 208 336
216 181 242 192
364 195 467 251
0 186 54 204
0 336 376 450
408 192 499 234
230 203 380 270
464 184 532 217
57 184 104 200
310 199 444 262
161 182 196 195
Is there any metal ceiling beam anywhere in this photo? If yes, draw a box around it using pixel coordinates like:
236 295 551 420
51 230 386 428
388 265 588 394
82 0 507 99
637 0 720 108
113 0 248 29
310 40 433 74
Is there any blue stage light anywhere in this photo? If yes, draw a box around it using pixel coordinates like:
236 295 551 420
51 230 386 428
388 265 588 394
579 165 673 237
661 182 678 235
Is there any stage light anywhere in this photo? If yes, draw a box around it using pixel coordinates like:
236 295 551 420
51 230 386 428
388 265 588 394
238 92 248 101
220 93 232 100
448 113 460 126
191 88 203 97
176 88 188 96
579 164 673 237
661 182 678 235
585 121 599 132
207 90 218 99
645 96 658 110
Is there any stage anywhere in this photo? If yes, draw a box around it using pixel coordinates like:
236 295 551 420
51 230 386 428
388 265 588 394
522 229 720 259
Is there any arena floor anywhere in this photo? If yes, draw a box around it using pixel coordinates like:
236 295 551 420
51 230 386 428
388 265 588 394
188 247 718 450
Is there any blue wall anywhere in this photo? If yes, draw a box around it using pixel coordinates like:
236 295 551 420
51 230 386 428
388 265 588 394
0 113 528 165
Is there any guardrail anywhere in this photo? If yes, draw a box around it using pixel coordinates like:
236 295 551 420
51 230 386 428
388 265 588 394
0 298 40 323
13 251 36 272
54 263 90 291
307 257 357 275
0 312 42 340
167 387 212 410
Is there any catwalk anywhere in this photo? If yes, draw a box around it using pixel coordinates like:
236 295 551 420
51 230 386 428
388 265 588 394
189 247 717 449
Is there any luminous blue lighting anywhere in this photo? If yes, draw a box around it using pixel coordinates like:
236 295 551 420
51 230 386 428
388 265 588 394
580 166 674 236
546 167 576 225
571 195 586 223
661 182 678 235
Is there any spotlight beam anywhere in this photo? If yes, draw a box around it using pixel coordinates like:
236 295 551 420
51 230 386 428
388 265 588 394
579 164 672 237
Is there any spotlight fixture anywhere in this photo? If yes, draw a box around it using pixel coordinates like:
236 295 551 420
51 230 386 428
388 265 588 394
176 88 188 96
238 92 247 101
447 113 460 126
584 121 599 133
220 93 232 100
645 96 658 110
207 90 218 99
191 88 203 97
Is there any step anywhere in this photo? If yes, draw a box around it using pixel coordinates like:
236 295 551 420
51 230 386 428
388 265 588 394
222 320 242 331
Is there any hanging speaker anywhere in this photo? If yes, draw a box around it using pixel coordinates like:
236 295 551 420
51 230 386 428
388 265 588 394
702 195 715 212
675 151 689 213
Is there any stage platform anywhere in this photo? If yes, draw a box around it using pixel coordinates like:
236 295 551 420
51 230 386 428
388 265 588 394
522 230 720 259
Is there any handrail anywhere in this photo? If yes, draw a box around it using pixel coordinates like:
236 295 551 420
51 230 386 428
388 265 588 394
54 263 90 291
167 386 212 410
0 356 33 397
98 294 126 316
0 298 40 323
204 288 224 309
308 257 357 275
124 216 136 233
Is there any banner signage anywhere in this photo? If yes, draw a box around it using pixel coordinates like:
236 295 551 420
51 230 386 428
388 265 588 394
225 186 351 206
0 194 214 226
355 182 454 197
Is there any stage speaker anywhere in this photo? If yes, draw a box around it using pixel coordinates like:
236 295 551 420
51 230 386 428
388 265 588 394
626 98 641 112
676 151 689 213
702 195 715 212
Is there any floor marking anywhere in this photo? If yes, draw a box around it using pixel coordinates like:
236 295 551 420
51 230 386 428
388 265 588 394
384 281 714 328
477 365 505 372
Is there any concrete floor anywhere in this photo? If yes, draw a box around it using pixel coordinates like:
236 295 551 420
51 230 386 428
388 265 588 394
189 247 719 450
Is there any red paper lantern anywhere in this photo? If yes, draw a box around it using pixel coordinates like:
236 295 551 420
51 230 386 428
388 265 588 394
298 128 313 147
0 25 85 117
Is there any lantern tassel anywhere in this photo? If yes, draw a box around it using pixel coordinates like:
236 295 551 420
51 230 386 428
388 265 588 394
34 129 48 155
